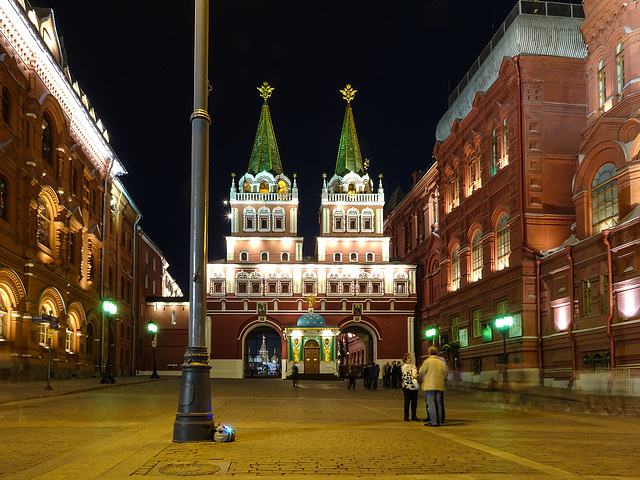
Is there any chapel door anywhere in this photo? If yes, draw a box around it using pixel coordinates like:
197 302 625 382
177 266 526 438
304 340 320 374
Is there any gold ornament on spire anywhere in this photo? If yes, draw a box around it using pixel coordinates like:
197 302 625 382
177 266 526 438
257 82 275 100
364 159 370 172
340 84 357 103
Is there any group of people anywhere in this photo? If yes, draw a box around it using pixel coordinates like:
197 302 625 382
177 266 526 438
383 361 404 388
401 346 448 426
346 362 380 389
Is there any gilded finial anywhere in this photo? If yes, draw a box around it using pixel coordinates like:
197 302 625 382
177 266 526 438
293 173 297 178
379 173 383 179
257 81 275 100
340 84 357 103
231 172 236 178
364 159 370 171
322 173 327 179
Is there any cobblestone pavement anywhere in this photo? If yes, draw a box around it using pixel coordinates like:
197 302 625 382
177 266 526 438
0 377 639 480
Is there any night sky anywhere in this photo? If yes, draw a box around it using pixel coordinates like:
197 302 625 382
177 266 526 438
37 0 581 290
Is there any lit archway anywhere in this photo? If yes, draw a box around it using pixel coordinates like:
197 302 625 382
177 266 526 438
243 325 282 378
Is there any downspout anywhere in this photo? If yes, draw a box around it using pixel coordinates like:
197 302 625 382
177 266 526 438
566 246 577 388
603 230 615 368
100 158 115 374
514 56 527 252
535 259 543 385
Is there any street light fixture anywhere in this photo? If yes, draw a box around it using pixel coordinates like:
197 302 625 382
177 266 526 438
101 300 117 384
147 320 160 379
495 315 513 386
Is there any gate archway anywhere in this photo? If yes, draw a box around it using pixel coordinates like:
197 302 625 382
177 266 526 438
244 326 282 378
338 325 374 374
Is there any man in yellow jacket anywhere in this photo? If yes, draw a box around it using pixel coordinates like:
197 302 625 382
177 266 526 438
418 346 447 426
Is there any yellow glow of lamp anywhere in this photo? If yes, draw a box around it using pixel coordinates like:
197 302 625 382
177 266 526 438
495 316 514 329
102 300 117 315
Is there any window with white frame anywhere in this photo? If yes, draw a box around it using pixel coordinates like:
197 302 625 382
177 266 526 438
258 207 270 231
451 316 459 342
333 208 345 232
472 308 481 337
272 207 285 232
334 252 342 263
66 329 73 353
361 208 374 232
304 280 315 294
372 282 382 294
500 117 508 168
472 230 483 282
616 42 625 100
358 282 368 294
260 251 269 262
0 291 9 339
210 279 225 295
347 209 359 232
243 207 256 232
394 275 408 295
349 252 358 263
240 251 249 262
451 244 461 291
343 282 352 294
366 252 374 262
468 151 477 196
39 323 48 345
281 251 289 262
592 163 618 234
496 213 510 271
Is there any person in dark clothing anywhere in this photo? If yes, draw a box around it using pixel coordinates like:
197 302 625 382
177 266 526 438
292 364 299 388
347 364 357 390
369 362 380 389
363 363 370 389
391 361 401 388
383 362 391 388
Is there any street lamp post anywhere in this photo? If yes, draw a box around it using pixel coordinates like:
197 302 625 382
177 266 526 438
495 316 514 387
101 300 117 384
147 320 160 379
173 0 214 442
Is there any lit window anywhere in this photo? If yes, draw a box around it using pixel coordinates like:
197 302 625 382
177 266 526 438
0 291 9 340
468 151 477 196
491 127 498 175
616 42 625 100
42 113 54 164
37 196 51 248
448 172 457 212
592 163 618 234
451 316 459 342
451 244 460 291
472 308 481 337
598 58 606 114
500 117 508 168
472 230 483 282
496 213 510 271
583 280 591 316
65 329 73 353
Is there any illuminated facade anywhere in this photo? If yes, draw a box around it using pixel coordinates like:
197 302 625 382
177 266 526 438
0 1 180 381
206 84 417 379
389 0 640 394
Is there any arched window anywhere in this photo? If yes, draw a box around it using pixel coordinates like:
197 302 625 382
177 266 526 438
501 117 508 168
258 207 270 231
598 58 606 114
448 172 457 211
347 209 359 232
616 42 625 100
491 127 498 175
272 207 285 232
472 230 483 281
42 112 54 164
468 151 477 196
0 175 8 221
37 196 51 248
592 162 618 234
333 208 345 232
1 86 11 125
496 213 510 271
0 289 10 340
259 181 269 193
362 208 374 233
451 244 460 291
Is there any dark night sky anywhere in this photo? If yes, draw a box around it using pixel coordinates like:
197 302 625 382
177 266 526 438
37 0 581 290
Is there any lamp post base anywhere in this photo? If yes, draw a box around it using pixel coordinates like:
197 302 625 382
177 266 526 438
172 346 214 442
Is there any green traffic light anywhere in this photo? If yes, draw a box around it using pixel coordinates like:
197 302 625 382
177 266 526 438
147 321 158 334
495 316 514 329
425 327 437 338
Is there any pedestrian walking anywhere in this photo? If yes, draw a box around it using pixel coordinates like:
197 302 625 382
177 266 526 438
292 364 299 388
419 346 447 426
401 353 420 421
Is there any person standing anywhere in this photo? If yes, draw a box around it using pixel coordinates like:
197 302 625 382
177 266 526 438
369 362 380 389
363 363 370 389
383 362 391 388
347 363 357 390
292 364 299 388
436 351 449 422
419 346 447 426
401 353 420 421
391 361 400 388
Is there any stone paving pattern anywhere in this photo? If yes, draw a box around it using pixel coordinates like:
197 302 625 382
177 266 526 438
1 376 639 479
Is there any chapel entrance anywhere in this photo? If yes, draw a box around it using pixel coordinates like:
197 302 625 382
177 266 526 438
304 339 320 374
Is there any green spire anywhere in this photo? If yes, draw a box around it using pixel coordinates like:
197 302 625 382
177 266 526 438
247 82 283 176
335 84 364 176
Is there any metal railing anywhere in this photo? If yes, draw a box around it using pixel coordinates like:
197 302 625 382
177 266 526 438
448 1 585 107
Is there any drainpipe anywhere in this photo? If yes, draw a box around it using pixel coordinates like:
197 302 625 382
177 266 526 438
536 258 543 385
566 246 577 388
100 158 115 374
603 230 615 368
514 56 527 252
